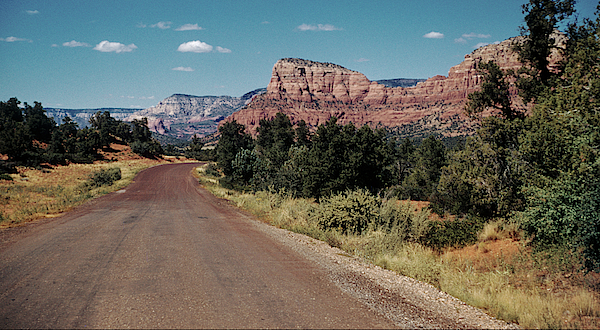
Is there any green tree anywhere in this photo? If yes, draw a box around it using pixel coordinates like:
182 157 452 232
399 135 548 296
89 111 118 147
0 98 32 161
23 101 55 143
514 0 576 103
215 120 253 177
398 136 447 201
465 61 522 120
519 9 600 270
255 112 295 169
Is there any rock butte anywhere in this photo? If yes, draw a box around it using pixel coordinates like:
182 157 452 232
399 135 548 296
226 34 564 137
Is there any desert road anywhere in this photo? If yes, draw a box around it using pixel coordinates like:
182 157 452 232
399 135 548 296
0 163 395 328
0 163 513 329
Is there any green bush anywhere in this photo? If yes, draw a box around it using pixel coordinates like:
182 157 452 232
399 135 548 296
205 163 220 177
422 215 485 250
86 167 122 188
0 173 12 181
315 189 380 235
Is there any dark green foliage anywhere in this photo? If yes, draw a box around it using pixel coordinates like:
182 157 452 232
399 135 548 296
393 136 447 201
184 135 214 160
0 173 12 181
130 140 163 158
300 117 393 199
204 163 220 177
517 10 600 270
514 0 575 103
0 98 34 161
432 117 525 217
89 111 118 147
255 112 296 169
215 120 253 177
231 148 259 185
85 167 122 188
126 118 163 158
315 189 380 235
47 117 101 164
465 61 522 120
23 101 55 143
422 216 485 250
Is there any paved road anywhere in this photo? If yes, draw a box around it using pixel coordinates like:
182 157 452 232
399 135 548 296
0 163 394 328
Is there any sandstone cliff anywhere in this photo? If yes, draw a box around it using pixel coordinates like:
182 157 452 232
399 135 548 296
128 89 265 139
226 35 561 137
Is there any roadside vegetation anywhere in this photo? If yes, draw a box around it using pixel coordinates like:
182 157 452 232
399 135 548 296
201 1 600 328
196 164 599 329
0 155 184 227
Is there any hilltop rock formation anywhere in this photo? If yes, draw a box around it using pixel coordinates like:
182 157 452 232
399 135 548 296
128 89 265 139
226 35 564 137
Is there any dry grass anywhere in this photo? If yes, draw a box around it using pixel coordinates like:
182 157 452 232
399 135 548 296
0 145 195 228
194 165 600 329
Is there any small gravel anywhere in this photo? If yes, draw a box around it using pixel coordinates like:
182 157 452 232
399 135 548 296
244 214 519 329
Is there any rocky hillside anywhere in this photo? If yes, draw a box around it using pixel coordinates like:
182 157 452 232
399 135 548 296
45 108 141 128
226 35 564 137
127 88 266 140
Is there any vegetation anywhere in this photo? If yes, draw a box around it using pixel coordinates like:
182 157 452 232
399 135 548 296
204 1 600 327
0 159 161 226
0 102 164 175
196 165 599 329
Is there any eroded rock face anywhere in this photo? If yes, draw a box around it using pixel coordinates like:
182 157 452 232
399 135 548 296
128 89 265 139
226 35 555 136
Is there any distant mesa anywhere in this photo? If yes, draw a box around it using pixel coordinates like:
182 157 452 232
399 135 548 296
126 88 266 140
225 36 540 137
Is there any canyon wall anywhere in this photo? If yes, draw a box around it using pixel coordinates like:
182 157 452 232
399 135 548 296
226 35 551 136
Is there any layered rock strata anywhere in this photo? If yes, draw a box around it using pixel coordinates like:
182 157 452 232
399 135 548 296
226 35 554 136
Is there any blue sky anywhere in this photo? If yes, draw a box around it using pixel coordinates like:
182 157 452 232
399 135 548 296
1 0 597 109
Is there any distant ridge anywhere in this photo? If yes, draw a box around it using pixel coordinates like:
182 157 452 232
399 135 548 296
375 78 426 88
44 107 142 128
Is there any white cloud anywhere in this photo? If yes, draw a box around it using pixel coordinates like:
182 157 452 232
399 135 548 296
216 46 231 53
51 44 59 47
63 40 90 47
355 58 370 62
172 66 194 72
261 21 270 24
1 36 31 42
150 21 172 29
175 23 204 31
297 23 342 31
462 32 491 39
423 31 444 39
474 41 500 49
457 32 492 44
136 22 147 28
93 40 137 53
26 10 39 15
177 40 213 53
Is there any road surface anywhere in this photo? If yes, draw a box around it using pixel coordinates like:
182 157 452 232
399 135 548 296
0 163 394 328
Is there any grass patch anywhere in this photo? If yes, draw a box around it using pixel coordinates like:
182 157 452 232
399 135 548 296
195 164 600 329
0 157 189 227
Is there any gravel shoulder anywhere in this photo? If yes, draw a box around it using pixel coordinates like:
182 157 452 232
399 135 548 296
232 206 519 329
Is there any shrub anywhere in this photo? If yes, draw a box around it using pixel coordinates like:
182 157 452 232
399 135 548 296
315 189 380 235
378 198 431 242
205 163 220 177
86 167 121 188
422 215 485 250
0 173 12 181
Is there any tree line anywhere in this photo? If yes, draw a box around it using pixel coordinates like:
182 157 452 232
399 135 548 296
215 0 600 270
0 101 163 168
